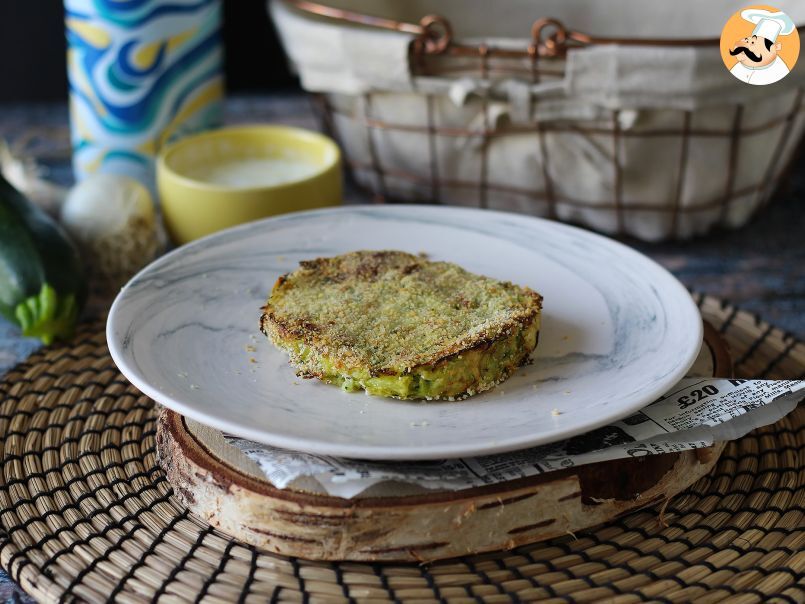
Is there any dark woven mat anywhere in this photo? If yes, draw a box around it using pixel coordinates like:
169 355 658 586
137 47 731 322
0 294 802 603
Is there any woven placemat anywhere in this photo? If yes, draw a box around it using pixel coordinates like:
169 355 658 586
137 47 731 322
0 294 802 603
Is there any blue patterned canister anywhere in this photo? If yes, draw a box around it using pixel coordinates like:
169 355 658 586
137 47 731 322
65 0 224 188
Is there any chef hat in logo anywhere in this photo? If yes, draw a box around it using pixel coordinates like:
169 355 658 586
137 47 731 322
741 8 796 42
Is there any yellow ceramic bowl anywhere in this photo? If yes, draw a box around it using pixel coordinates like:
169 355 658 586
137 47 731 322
157 125 341 244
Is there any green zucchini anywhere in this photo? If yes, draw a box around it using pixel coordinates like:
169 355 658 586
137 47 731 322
0 174 87 344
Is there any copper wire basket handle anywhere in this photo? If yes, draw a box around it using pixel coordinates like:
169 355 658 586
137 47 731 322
531 17 571 58
288 0 425 36
288 0 452 55
414 15 453 55
283 0 732 60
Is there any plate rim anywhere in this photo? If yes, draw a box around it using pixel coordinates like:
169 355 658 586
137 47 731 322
107 204 703 460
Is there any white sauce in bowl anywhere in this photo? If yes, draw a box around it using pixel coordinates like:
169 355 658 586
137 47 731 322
187 158 320 188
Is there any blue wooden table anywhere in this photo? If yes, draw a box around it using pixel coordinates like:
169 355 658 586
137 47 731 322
1 94 803 602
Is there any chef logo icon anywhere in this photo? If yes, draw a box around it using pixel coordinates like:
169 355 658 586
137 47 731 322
721 5 799 85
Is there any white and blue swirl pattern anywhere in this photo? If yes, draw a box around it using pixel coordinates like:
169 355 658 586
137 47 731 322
66 0 224 187
107 205 703 460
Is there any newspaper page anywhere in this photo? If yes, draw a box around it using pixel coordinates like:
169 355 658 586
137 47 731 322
224 378 803 498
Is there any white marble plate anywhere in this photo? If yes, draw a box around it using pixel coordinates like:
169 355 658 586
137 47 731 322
107 205 702 460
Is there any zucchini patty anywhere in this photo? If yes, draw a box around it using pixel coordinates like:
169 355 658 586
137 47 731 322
260 251 542 400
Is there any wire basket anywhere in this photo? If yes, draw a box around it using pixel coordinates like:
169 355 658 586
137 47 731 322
271 0 805 240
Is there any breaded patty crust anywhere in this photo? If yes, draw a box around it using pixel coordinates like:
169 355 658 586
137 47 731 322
260 251 542 400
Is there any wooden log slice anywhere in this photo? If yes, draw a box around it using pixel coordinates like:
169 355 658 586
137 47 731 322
157 322 731 562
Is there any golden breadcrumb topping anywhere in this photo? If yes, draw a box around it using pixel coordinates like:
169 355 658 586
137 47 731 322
261 251 542 374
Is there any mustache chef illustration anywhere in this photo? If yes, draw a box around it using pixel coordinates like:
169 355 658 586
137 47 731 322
729 9 796 85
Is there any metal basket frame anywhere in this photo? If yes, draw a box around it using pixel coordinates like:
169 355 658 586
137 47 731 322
289 1 805 239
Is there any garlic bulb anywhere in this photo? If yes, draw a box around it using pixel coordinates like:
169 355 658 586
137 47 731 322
60 173 162 291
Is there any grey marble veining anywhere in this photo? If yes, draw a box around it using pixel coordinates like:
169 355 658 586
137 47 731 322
107 205 702 459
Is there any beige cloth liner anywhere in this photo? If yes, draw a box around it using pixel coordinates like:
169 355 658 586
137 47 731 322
270 0 805 240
